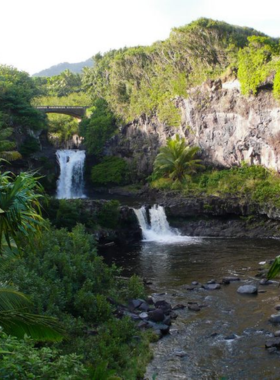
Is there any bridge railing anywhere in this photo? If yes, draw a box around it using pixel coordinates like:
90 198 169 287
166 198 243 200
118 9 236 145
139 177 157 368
36 106 88 110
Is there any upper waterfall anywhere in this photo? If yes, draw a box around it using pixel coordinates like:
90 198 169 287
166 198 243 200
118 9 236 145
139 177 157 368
56 149 86 199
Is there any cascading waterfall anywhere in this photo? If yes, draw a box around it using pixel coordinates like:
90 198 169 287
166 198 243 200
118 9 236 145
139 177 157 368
133 205 181 242
56 149 86 199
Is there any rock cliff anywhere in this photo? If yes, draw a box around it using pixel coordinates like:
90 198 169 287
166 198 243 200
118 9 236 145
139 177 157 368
106 80 280 178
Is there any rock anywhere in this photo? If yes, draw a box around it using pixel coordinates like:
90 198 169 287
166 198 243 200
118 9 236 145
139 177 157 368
146 296 154 305
123 311 141 320
265 337 280 348
191 281 199 285
186 286 195 291
224 334 236 340
170 311 178 319
129 299 142 309
172 303 186 310
222 277 240 282
173 349 188 358
188 304 201 311
147 309 165 322
163 316 172 326
203 284 221 290
274 330 280 337
148 321 170 334
259 279 273 285
139 312 148 319
269 314 280 323
137 321 150 329
275 306 280 311
207 279 216 284
268 347 278 354
154 300 172 314
258 290 267 293
237 285 258 294
138 301 149 311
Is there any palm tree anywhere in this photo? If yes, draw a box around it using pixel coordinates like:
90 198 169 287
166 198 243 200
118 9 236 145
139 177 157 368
153 134 204 182
0 171 63 341
0 170 45 255
0 285 64 341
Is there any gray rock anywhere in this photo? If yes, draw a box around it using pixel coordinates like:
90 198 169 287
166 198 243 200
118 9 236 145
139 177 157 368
188 304 201 311
172 304 186 310
139 312 148 319
203 284 221 290
173 349 188 358
129 299 142 309
259 279 273 285
274 330 280 337
222 277 240 282
237 285 258 294
265 337 280 348
148 309 165 322
275 305 280 311
191 281 199 285
154 300 172 314
138 301 149 312
269 314 280 323
207 279 216 284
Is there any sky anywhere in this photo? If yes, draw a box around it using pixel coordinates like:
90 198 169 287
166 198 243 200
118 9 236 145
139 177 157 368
1 0 280 75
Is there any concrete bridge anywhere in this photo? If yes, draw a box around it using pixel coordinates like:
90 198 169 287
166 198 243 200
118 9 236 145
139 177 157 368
36 106 87 119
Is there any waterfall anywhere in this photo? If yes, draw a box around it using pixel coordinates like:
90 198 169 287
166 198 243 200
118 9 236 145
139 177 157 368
56 149 86 199
133 205 180 242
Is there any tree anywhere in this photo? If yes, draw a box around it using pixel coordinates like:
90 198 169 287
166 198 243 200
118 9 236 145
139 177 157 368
0 170 45 255
153 134 204 182
0 113 21 161
0 285 63 341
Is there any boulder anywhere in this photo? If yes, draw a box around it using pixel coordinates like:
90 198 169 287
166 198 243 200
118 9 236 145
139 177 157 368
203 284 221 290
147 308 165 322
269 314 280 324
154 300 172 314
237 285 258 294
265 337 280 348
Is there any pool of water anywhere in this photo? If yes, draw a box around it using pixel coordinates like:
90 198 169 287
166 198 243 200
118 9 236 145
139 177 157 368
103 237 280 380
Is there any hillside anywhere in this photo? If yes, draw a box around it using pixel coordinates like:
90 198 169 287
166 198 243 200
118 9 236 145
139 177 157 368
32 57 93 77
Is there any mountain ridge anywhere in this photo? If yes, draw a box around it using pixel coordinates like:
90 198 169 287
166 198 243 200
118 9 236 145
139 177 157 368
32 58 93 77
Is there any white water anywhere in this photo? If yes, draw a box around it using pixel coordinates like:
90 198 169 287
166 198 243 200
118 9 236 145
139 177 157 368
134 205 196 243
56 150 86 199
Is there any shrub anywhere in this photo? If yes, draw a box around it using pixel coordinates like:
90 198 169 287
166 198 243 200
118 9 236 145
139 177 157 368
91 156 129 186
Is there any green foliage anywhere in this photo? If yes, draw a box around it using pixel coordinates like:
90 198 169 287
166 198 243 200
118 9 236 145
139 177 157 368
273 63 280 99
0 333 88 379
267 256 280 279
0 223 152 378
153 134 204 182
126 274 145 299
0 286 63 342
79 98 117 156
97 200 120 229
0 65 46 133
91 156 129 186
19 136 40 157
0 113 21 161
44 199 94 230
0 171 45 255
238 36 279 95
82 18 266 126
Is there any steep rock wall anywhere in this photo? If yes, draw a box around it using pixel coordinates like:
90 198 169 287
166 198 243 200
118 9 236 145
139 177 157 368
184 80 280 170
107 81 280 178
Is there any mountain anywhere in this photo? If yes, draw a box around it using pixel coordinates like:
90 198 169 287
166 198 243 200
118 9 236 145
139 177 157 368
32 58 93 77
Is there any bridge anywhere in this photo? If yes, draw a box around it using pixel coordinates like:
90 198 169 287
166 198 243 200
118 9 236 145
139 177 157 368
35 106 88 119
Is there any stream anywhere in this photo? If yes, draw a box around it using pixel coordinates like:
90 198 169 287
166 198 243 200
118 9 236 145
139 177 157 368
103 237 280 379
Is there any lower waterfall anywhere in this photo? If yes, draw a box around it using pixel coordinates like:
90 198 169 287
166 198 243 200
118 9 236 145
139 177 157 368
133 205 181 242
56 149 86 199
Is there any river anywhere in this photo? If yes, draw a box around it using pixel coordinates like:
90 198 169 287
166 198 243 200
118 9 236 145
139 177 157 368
103 236 280 379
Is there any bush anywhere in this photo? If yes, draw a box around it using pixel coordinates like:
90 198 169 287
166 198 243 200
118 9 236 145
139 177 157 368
91 156 129 186
19 136 40 157
97 200 120 229
0 333 88 379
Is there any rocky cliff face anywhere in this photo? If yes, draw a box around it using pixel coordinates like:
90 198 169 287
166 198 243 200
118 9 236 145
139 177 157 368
106 80 280 178
184 80 280 170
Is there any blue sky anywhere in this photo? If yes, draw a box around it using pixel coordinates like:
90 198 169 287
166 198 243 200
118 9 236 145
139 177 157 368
1 0 280 75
